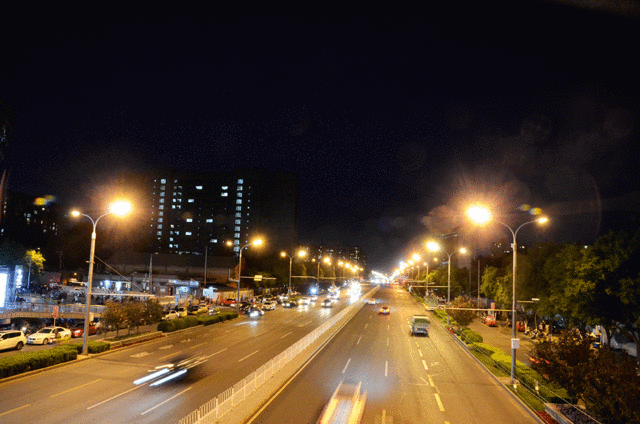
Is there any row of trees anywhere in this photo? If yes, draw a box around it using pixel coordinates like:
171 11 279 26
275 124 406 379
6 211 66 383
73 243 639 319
101 298 165 337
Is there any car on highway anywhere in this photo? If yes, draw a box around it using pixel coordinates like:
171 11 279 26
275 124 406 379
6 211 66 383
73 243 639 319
367 298 376 305
283 299 299 308
26 326 72 345
70 322 99 338
299 297 311 305
322 298 333 308
0 330 27 351
246 305 265 317
379 305 390 315
263 300 276 310
310 294 319 302
134 355 208 387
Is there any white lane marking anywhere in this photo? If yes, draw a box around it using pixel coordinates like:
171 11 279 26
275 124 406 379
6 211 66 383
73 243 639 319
364 323 368 329
387 324 390 330
382 410 387 423
281 331 292 339
159 351 181 360
238 350 259 362
87 385 143 410
386 337 389 347
385 361 388 377
141 387 192 415
304 320 313 326
342 358 351 374
422 360 428 370
190 342 206 349
131 352 151 358
428 374 435 387
418 349 423 357
369 315 372 319
434 393 445 411
158 345 173 350
0 404 30 418
357 336 362 345
205 348 227 359
51 379 101 398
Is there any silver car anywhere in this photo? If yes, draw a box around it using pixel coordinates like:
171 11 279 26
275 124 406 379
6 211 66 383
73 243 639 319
27 327 72 345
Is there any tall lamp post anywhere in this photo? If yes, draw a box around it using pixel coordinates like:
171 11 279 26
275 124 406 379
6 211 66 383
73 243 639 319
236 238 263 313
72 201 131 356
281 250 307 295
468 206 548 384
428 242 467 324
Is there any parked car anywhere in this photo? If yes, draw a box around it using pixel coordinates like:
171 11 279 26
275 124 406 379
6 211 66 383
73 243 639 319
0 330 27 351
222 298 237 307
26 327 72 345
70 322 99 338
188 304 209 315
208 306 221 315
176 307 188 318
163 310 180 321
263 300 276 310
483 315 497 327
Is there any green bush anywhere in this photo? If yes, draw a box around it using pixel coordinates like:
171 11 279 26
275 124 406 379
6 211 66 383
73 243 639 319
198 315 222 326
158 320 176 332
472 342 504 357
184 316 199 327
67 341 111 354
173 318 188 330
0 345 78 379
461 329 483 344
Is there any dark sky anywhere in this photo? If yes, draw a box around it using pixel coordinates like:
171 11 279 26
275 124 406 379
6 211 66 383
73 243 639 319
2 3 640 271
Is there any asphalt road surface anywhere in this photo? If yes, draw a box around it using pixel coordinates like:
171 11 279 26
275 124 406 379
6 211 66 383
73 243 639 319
0 293 360 424
249 286 539 424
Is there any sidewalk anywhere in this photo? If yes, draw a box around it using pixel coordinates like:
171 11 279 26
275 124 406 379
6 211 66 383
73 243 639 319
466 318 537 366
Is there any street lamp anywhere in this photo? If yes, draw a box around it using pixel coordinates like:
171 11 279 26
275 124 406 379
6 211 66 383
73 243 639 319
72 200 131 356
236 238 263 313
468 206 548 384
429 242 467 324
281 250 307 295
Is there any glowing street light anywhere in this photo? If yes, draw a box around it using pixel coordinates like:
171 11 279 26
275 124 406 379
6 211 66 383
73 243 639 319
71 200 131 356
467 205 548 384
281 249 307 295
236 238 263 313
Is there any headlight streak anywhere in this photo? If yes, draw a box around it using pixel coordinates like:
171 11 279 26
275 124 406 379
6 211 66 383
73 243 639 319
134 367 171 385
149 369 188 386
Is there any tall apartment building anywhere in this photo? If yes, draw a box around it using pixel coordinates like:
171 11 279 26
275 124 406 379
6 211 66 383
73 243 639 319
147 169 298 256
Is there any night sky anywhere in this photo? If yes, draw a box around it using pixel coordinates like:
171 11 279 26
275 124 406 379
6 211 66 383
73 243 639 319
2 3 640 271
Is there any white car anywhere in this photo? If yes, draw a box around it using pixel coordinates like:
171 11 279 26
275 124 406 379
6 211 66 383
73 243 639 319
263 301 276 310
0 330 27 351
27 327 72 345
163 309 180 321
300 297 311 305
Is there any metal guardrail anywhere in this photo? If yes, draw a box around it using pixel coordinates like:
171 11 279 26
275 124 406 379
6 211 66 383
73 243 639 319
177 289 377 424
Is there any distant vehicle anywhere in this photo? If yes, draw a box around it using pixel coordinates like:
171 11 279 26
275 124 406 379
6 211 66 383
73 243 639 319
163 310 180 321
411 315 430 336
283 299 299 308
263 300 276 310
176 307 188 318
300 297 311 305
246 305 264 317
188 304 209 315
0 330 27 351
367 298 376 305
322 299 333 308
483 315 497 327
317 381 366 424
222 298 237 306
379 306 390 315
310 294 319 302
26 327 72 345
208 306 221 315
70 322 99 338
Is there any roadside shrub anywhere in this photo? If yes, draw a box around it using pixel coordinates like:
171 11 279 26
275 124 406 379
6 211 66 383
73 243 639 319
184 316 199 327
461 329 483 344
158 321 176 332
472 342 504 357
0 346 78 379
173 318 188 330
67 341 111 354
199 315 221 326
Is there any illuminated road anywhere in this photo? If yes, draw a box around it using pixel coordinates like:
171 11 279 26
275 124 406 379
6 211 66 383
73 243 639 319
0 294 359 424
249 286 539 424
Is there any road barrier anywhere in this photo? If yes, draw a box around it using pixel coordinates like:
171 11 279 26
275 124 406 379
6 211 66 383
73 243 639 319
177 287 378 424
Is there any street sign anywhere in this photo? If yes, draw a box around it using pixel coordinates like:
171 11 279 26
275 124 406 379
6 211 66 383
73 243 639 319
52 306 59 319
254 275 263 282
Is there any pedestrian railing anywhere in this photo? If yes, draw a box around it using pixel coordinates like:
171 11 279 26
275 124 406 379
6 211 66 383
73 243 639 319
177 288 377 424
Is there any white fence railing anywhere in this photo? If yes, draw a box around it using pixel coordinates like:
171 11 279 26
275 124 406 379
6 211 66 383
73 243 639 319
177 288 377 424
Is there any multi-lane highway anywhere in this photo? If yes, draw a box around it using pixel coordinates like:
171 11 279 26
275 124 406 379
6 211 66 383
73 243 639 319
0 295 358 424
249 286 539 424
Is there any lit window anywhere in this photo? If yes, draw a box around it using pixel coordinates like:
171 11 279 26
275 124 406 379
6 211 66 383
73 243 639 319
237 192 243 197
186 218 193 223
236 206 242 211
235 219 241 225
211 239 218 243
234 233 240 238
169 237 174 241
159 205 164 210
235 212 241 218
172 205 176 209
186 232 192 236
235 226 241 232
222 186 228 190
188 199 194 203
157 231 162 236
160 192 165 197
236 199 242 204
196 185 203 190
158 218 163 223
206 219 213 223
161 179 166 184
159 199 164 203
159 212 164 216
221 192 228 197
237 185 243 191
169 244 173 248
237 179 243 184
157 224 162 229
